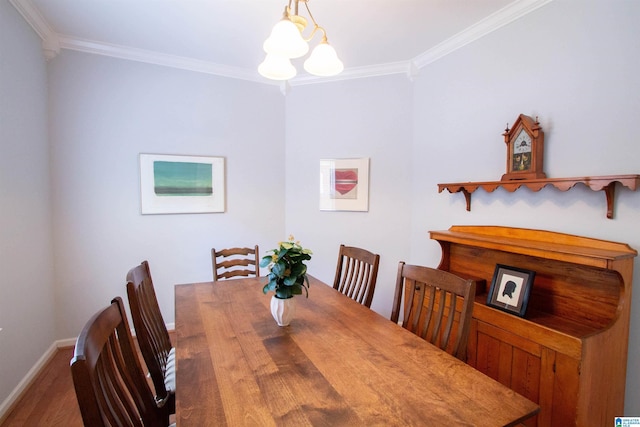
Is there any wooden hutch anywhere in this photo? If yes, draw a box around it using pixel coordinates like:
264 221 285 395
429 226 636 426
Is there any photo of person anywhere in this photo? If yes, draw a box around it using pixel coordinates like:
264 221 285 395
495 273 523 307
488 265 535 317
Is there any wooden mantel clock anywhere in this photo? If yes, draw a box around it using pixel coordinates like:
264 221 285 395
501 114 546 181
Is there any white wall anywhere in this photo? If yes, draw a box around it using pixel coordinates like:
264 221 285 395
0 0 55 408
410 0 640 415
284 75 413 317
47 50 288 338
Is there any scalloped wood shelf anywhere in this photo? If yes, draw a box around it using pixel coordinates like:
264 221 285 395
438 174 640 219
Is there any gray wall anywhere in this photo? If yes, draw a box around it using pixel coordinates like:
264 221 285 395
47 50 288 338
0 0 55 409
2 0 640 417
284 75 413 317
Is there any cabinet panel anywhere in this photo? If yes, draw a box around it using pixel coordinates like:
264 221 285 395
511 348 541 405
538 348 556 427
551 353 579 426
474 320 543 426
473 316 583 426
449 244 619 329
475 331 502 381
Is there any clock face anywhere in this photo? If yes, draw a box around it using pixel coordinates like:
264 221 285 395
512 129 532 171
513 129 532 153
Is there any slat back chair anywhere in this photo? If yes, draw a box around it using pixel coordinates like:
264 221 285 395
70 297 170 427
212 245 260 280
126 260 175 414
333 244 380 308
391 262 476 360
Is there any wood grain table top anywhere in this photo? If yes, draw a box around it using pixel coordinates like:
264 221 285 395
175 276 539 426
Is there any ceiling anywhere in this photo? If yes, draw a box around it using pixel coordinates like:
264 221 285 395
10 0 551 85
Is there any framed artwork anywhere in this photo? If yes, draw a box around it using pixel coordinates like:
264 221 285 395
319 158 369 211
486 264 535 317
139 153 225 214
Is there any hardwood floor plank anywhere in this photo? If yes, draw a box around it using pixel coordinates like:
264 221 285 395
1 331 176 427
1 347 82 427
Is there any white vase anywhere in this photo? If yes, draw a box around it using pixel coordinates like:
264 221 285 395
270 295 296 326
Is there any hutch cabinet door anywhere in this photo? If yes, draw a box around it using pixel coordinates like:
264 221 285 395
469 319 580 426
545 351 580 426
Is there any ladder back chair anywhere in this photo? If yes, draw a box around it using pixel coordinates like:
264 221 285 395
391 262 476 360
126 260 175 415
333 244 380 308
212 245 260 280
70 297 172 427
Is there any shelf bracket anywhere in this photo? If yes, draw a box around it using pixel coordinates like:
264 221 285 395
604 182 616 219
462 189 472 211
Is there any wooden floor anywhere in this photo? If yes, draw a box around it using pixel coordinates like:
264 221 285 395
2 331 176 427
0 347 83 427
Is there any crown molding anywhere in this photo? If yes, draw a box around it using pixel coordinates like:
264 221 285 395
9 0 59 59
57 36 265 83
413 0 553 68
290 61 413 87
11 0 553 83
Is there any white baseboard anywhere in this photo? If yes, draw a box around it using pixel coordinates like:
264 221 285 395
0 326 175 423
0 340 61 423
57 337 77 348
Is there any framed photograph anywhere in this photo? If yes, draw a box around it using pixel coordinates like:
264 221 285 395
139 153 225 214
486 264 535 317
319 158 369 211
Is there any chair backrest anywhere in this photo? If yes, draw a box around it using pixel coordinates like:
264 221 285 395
390 262 476 360
332 244 380 308
70 297 169 427
126 260 174 412
211 245 260 280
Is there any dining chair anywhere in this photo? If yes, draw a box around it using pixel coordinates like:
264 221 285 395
126 260 175 415
70 297 172 427
332 244 380 308
391 262 476 360
211 245 260 280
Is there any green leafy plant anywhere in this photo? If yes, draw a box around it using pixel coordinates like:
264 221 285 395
260 235 313 299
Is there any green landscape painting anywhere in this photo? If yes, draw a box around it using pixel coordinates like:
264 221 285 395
153 161 213 196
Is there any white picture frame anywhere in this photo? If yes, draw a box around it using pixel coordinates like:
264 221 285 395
319 158 369 212
139 153 225 214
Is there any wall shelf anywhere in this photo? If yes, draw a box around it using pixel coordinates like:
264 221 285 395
437 174 640 219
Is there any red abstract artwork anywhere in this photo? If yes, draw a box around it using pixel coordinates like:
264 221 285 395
333 169 358 198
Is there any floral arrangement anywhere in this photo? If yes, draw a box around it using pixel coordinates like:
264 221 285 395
260 235 313 299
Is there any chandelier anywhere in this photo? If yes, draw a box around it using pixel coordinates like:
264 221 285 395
258 0 344 81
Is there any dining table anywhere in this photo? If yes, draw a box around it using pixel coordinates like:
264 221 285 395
174 276 539 426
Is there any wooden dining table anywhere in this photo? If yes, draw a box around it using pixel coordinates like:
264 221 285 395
175 276 539 426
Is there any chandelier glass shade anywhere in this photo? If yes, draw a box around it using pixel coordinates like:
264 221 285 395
263 19 309 59
258 53 297 81
304 40 343 76
258 0 343 81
